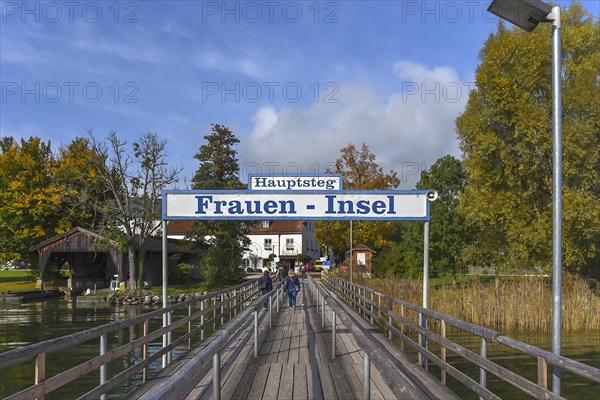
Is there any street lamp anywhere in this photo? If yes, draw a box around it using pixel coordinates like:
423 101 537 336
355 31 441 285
487 0 563 395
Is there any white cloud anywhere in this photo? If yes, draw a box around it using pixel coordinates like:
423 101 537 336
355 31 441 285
191 44 268 80
161 22 190 38
73 39 163 63
393 61 460 84
238 61 466 189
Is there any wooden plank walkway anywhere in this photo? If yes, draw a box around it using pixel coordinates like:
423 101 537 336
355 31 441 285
128 280 459 400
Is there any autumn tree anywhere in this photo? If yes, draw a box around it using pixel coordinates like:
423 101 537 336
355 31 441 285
54 137 107 232
456 3 599 275
186 124 249 286
0 137 61 264
315 143 400 264
88 130 181 289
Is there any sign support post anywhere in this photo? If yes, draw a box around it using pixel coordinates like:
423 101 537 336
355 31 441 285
350 220 353 285
162 220 169 368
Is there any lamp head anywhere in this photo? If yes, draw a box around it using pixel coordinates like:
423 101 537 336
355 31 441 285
487 0 553 32
426 190 438 202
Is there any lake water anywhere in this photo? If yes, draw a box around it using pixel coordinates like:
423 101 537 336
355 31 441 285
1 299 598 399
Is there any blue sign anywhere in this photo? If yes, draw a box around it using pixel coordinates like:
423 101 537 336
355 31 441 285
163 190 431 221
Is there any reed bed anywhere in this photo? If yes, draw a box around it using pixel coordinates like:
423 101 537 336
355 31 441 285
347 273 599 332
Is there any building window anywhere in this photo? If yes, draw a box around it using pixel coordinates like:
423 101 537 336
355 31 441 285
286 238 294 249
262 221 270 228
264 238 272 250
242 259 250 268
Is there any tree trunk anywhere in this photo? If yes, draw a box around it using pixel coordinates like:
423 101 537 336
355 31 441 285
137 246 146 288
128 248 137 289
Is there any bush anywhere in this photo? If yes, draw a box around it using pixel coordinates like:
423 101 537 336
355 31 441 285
246 267 254 272
169 262 193 282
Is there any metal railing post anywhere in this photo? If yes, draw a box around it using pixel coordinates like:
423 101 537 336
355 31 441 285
269 296 272 328
201 296 205 341
418 312 427 369
321 294 325 328
143 319 149 382
363 352 371 400
162 310 168 368
317 289 320 311
388 298 393 341
400 304 405 350
332 311 337 359
220 294 224 326
479 338 487 400
254 310 259 358
35 352 45 400
167 311 172 364
188 303 192 348
370 291 374 324
100 333 107 400
213 352 221 400
233 289 237 317
441 320 447 385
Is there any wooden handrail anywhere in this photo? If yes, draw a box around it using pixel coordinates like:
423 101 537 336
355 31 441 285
323 274 600 399
0 276 274 399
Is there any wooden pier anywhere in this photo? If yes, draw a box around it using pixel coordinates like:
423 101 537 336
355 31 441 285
1 274 598 400
128 277 456 399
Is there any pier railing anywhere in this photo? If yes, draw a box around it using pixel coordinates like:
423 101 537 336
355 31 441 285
322 274 600 400
0 276 280 400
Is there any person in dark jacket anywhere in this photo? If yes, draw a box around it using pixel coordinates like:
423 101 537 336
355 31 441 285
283 270 301 309
258 270 273 310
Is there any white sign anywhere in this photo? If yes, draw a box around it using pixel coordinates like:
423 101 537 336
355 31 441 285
248 174 342 191
357 252 366 265
163 190 430 220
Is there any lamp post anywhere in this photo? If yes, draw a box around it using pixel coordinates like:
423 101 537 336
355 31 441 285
487 0 563 394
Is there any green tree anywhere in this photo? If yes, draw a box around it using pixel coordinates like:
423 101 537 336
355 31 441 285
0 137 61 264
88 130 181 289
456 3 599 275
374 155 474 281
54 137 107 232
315 143 400 264
187 124 249 286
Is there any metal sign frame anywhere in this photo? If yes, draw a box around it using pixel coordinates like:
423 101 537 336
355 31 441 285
162 189 431 221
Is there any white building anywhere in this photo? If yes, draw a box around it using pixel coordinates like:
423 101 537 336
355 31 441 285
244 220 319 272
166 220 320 272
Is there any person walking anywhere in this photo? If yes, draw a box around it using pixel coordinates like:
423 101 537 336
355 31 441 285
258 270 273 310
284 269 301 309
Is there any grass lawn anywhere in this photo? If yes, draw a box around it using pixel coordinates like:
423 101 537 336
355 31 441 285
0 270 37 293
0 270 68 293
0 271 259 296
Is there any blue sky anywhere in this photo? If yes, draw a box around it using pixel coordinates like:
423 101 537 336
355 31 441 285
1 1 596 188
